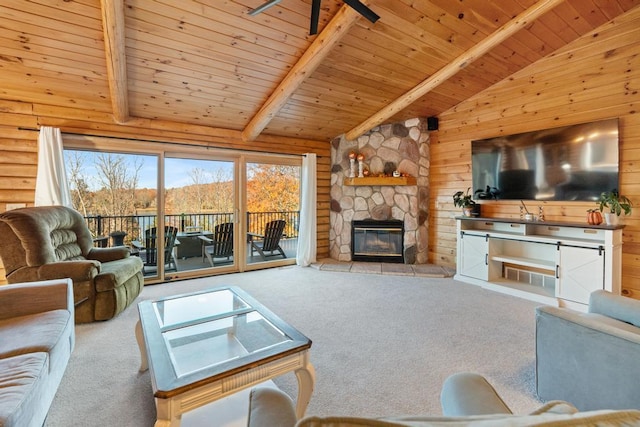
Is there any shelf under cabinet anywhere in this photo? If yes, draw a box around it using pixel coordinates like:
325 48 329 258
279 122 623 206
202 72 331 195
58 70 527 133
491 255 555 271
491 278 556 299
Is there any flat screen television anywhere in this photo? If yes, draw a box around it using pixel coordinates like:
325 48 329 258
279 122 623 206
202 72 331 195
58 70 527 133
471 118 619 201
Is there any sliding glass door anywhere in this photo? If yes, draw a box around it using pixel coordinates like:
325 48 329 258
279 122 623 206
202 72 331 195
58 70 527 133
245 159 301 267
164 156 237 275
64 148 164 279
64 136 300 282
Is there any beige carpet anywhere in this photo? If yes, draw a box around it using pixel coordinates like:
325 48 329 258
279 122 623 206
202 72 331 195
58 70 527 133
45 265 543 426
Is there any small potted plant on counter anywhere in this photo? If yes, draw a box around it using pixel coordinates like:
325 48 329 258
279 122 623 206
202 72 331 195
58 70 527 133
597 189 632 225
453 187 480 217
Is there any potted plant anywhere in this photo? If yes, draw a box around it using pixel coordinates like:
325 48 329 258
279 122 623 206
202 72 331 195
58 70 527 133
453 187 480 217
597 189 632 225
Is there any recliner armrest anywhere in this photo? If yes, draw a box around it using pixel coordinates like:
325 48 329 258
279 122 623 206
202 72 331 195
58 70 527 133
8 260 100 283
248 387 298 427
87 246 131 263
0 278 74 321
440 372 512 416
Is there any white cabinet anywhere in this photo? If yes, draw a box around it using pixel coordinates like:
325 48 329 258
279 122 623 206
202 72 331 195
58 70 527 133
556 245 604 304
458 233 488 280
455 217 623 308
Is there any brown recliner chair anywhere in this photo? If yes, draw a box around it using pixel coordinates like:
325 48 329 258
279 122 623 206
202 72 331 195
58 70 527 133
0 205 144 323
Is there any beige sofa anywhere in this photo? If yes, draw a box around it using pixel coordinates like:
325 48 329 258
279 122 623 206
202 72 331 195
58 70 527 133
0 278 75 427
248 373 640 426
0 205 144 323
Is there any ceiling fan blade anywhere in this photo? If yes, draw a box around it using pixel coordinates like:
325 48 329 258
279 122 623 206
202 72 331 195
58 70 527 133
309 0 321 35
342 0 379 23
248 0 282 16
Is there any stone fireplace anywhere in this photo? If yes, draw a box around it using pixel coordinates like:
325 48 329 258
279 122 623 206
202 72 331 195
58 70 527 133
330 118 431 264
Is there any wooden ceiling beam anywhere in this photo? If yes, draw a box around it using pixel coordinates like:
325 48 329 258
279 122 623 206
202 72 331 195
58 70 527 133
242 2 368 142
100 0 129 123
345 0 566 140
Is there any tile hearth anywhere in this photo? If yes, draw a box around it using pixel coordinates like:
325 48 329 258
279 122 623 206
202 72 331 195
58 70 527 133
311 258 454 278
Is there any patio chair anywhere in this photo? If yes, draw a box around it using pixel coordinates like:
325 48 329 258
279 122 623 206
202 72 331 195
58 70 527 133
133 226 179 273
250 220 286 260
201 222 234 266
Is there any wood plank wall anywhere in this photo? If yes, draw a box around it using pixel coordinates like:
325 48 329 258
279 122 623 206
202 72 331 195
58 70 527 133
0 103 331 283
429 6 640 298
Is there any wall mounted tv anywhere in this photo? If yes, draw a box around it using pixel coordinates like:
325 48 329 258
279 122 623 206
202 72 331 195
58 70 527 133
471 118 619 201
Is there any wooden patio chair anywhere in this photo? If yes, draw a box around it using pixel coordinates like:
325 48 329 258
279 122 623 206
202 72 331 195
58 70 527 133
133 225 179 272
200 222 234 266
250 220 287 260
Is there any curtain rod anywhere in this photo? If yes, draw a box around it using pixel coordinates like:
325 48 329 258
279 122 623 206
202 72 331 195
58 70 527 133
17 127 319 158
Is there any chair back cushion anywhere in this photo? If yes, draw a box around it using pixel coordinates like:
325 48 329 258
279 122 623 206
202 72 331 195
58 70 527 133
0 206 94 275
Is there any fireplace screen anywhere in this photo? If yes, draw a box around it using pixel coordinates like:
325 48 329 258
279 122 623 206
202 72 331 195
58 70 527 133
351 219 404 263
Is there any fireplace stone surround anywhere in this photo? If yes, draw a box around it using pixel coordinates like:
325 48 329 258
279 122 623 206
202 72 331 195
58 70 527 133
330 118 430 264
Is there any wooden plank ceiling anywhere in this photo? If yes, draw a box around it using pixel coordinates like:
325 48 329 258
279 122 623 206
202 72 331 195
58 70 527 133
1 0 637 142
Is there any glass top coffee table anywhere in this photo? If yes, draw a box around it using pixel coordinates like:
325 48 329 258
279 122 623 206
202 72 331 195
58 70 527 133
135 286 314 427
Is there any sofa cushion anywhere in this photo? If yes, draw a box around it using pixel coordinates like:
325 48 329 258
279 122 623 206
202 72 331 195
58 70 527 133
0 352 49 427
296 410 640 426
94 256 144 292
0 309 71 359
589 290 640 328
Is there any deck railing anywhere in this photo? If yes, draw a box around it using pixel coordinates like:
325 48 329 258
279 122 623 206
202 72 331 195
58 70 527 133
85 211 300 247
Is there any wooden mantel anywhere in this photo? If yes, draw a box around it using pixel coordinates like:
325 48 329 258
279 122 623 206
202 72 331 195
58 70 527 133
343 176 417 186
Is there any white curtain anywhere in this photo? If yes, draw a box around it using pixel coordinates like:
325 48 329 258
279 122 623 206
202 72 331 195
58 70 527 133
35 127 72 207
296 153 317 266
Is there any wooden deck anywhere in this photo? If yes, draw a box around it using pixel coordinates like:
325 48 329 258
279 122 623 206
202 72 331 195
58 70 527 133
140 237 298 276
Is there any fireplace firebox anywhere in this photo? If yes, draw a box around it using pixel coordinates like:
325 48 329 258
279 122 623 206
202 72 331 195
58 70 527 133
351 219 404 263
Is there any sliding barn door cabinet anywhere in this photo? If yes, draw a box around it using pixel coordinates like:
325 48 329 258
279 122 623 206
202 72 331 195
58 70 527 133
455 217 623 309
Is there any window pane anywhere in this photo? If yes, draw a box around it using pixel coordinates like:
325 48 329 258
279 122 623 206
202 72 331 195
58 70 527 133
165 157 235 272
246 162 300 264
64 149 158 251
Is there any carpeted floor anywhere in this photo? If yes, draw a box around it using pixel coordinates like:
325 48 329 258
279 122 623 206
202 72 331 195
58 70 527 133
45 265 543 426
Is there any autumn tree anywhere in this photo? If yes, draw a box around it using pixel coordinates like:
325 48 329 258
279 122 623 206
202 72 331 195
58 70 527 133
246 164 300 212
165 166 234 214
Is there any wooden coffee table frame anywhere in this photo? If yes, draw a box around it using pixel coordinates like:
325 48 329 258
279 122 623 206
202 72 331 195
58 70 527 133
135 286 315 427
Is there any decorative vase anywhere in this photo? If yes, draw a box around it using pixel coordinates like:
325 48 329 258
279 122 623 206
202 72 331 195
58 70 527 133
349 158 356 178
604 213 619 226
462 207 473 217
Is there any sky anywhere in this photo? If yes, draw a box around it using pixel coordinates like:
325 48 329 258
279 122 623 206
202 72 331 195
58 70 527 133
64 150 234 190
